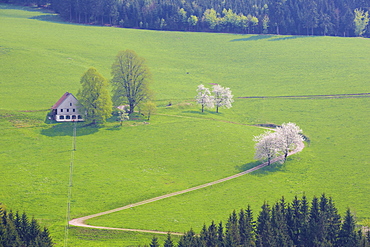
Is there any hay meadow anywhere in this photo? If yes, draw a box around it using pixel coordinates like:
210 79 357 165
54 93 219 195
1 4 370 246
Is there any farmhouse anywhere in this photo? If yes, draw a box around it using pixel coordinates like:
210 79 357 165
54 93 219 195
51 92 83 122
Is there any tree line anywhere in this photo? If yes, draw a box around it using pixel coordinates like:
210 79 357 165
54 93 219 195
4 0 370 37
76 49 154 124
148 194 370 247
0 203 53 246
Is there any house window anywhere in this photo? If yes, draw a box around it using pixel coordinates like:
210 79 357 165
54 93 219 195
78 115 82 119
70 103 72 106
67 109 69 112
72 115 76 119
73 109 76 112
60 109 63 113
59 115 65 120
66 115 71 119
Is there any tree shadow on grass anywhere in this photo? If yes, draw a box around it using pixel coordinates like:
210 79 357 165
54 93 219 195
235 160 262 172
236 160 285 177
41 123 100 137
181 110 207 115
268 35 316 41
182 110 224 116
230 35 274 42
252 162 285 176
231 34 315 42
106 125 123 131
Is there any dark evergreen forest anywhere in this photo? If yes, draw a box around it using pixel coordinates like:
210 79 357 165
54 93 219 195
3 0 370 37
0 204 53 247
150 194 370 247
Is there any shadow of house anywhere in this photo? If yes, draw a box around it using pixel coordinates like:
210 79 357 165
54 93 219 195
41 123 99 137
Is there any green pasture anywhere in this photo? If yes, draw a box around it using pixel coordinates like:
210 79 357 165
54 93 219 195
1 4 370 246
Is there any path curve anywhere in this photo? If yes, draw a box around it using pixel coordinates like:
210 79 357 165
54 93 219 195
69 139 304 235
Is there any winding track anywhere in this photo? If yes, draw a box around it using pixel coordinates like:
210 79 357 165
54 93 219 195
69 123 305 235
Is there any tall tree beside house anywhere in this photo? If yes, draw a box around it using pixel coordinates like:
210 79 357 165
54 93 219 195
111 49 153 114
77 67 113 124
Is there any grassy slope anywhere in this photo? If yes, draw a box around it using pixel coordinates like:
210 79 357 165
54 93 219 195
1 4 370 246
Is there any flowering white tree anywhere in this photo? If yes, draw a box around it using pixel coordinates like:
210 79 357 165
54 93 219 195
254 131 280 166
275 122 304 161
196 84 214 112
212 84 234 113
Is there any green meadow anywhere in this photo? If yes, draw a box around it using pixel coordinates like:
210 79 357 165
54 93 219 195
1 4 370 246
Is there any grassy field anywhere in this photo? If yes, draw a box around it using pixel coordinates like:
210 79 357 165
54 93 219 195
1 4 370 246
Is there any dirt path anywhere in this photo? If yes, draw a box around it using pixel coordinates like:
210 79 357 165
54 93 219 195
69 136 304 235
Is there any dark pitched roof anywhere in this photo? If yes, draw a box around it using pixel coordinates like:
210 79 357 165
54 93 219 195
51 92 75 109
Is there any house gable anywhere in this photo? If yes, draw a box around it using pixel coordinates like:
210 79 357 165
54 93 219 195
51 92 83 122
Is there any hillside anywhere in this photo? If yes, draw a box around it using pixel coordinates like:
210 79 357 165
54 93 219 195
0 4 370 246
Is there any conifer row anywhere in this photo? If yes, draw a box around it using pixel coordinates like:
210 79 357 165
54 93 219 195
149 194 370 247
0 204 53 247
5 0 369 37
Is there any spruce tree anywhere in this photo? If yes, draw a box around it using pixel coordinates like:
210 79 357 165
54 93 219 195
207 221 218 247
200 224 208 247
239 206 255 247
256 202 275 247
217 221 225 247
325 197 341 245
337 209 359 247
150 236 160 247
271 201 293 246
29 217 41 246
245 205 256 247
308 196 322 246
299 195 310 246
178 229 198 247
286 196 301 246
318 194 330 244
0 211 22 247
239 209 247 246
163 232 174 247
225 210 240 247
19 212 31 245
39 227 53 247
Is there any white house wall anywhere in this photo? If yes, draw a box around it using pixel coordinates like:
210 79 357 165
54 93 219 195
55 94 84 122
